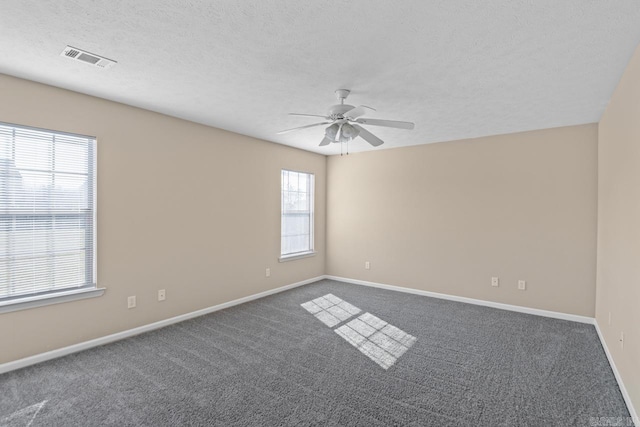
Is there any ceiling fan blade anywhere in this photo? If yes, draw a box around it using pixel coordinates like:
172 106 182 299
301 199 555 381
289 113 330 119
352 124 384 147
277 122 330 135
319 137 331 146
344 105 375 119
355 118 415 130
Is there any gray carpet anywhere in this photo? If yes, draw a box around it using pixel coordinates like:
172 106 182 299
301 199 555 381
0 279 633 426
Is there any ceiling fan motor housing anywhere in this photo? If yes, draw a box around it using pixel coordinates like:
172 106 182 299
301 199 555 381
328 104 355 119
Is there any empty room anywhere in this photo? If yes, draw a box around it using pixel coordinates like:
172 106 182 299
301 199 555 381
0 1 638 426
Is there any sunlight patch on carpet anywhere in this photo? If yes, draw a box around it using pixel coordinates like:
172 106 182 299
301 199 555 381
301 294 361 327
301 294 416 369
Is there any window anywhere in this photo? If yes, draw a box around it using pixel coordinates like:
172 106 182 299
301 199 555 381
0 122 100 312
281 169 315 260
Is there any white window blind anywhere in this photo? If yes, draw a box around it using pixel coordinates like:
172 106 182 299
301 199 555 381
0 122 96 302
281 169 314 257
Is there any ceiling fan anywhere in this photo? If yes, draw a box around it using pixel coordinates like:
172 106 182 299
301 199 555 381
277 89 415 148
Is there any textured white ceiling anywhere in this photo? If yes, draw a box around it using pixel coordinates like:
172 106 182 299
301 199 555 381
1 1 640 155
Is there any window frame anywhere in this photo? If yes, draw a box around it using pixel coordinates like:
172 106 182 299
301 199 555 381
279 169 316 262
0 121 103 314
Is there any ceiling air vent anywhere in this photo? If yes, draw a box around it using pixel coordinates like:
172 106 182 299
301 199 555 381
60 46 116 69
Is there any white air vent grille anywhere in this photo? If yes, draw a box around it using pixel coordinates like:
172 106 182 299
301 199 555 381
65 48 80 58
60 46 116 69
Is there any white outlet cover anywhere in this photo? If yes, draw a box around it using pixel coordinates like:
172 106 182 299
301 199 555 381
518 280 526 290
491 277 499 287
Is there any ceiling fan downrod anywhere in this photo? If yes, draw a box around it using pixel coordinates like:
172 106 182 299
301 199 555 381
335 89 350 104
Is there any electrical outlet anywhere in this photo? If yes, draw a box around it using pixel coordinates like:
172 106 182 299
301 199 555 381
518 280 526 290
127 296 136 309
158 289 166 301
266 268 271 277
365 261 370 270
620 332 624 349
491 277 499 287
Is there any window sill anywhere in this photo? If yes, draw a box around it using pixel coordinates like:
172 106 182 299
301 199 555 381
279 251 316 262
0 287 105 314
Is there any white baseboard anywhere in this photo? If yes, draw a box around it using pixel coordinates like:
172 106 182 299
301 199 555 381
0 276 324 375
324 275 595 324
594 321 639 424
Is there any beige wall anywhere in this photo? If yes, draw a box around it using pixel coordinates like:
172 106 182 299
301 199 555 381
0 74 326 364
327 124 598 317
597 44 640 413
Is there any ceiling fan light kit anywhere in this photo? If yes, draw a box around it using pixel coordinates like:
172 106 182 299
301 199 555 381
325 122 360 143
278 89 415 152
